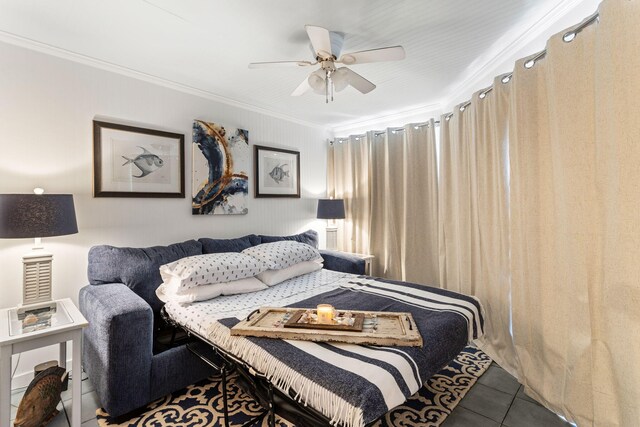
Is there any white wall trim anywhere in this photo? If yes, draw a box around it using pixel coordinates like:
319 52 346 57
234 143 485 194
0 30 327 131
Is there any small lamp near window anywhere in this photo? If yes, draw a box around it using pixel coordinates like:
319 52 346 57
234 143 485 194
0 189 78 306
316 198 345 251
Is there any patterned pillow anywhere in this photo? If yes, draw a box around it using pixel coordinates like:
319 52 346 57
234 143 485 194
256 259 323 287
242 241 322 270
156 276 268 304
159 252 266 293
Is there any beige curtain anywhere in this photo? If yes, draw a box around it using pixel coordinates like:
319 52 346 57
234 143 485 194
327 136 372 254
438 108 476 296
369 123 439 283
509 0 640 424
329 122 439 284
438 80 518 375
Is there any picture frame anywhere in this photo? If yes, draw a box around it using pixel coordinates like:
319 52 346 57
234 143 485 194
254 145 300 198
93 120 185 198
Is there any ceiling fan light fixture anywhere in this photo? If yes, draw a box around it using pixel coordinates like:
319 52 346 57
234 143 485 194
308 72 326 94
340 54 356 65
332 68 350 92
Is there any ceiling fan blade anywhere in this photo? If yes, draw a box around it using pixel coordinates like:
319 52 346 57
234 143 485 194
342 68 376 94
291 77 312 96
305 25 333 59
249 60 313 69
338 46 405 65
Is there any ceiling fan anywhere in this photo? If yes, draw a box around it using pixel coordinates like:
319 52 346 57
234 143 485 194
249 25 406 103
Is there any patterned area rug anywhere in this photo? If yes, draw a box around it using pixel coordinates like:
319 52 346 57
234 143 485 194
97 346 490 427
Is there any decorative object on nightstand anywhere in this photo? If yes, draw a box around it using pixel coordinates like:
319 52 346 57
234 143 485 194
0 189 78 306
316 198 345 251
13 364 67 427
0 298 88 427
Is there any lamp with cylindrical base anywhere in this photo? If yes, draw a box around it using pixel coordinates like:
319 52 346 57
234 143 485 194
317 199 345 251
0 190 78 306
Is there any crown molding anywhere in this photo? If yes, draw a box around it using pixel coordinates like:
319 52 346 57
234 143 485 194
441 0 595 110
0 30 327 131
330 102 443 137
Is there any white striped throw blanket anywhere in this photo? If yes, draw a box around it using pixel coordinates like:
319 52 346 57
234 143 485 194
166 269 484 427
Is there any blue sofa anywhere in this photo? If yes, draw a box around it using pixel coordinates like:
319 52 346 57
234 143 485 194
79 230 364 417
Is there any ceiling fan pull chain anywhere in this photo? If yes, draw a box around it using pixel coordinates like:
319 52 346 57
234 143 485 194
325 70 329 103
329 70 334 102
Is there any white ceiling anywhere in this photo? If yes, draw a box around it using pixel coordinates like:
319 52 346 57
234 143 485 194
0 0 587 129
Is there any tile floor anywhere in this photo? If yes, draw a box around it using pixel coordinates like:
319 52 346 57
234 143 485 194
10 362 572 427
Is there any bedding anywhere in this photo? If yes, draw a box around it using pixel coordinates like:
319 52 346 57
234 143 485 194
165 269 484 427
159 252 266 293
242 240 322 270
256 259 323 286
156 276 268 304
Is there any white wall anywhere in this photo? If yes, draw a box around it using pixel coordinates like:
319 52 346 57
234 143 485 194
0 41 330 387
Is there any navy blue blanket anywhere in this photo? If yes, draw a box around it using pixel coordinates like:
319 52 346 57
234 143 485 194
219 276 484 426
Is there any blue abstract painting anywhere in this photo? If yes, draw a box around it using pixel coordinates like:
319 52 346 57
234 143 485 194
192 120 249 215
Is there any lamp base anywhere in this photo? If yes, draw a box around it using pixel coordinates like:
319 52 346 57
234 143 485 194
326 226 338 251
22 249 53 306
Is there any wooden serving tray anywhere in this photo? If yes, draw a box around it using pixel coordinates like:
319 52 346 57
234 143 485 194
230 307 423 347
284 310 365 332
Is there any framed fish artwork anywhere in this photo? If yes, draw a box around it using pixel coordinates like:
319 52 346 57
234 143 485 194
192 120 250 214
93 120 185 198
254 145 300 198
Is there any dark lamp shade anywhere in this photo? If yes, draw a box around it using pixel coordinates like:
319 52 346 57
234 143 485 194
0 194 78 238
317 199 345 220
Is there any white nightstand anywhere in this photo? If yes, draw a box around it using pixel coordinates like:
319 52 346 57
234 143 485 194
0 298 88 427
343 252 375 275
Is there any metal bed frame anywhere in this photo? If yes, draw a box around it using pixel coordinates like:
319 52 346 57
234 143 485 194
160 307 346 427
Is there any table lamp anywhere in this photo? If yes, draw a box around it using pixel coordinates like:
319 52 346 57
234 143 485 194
0 190 78 306
316 198 345 251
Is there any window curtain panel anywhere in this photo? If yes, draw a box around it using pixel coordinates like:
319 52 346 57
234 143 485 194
328 122 439 284
509 0 640 424
438 80 517 377
327 135 372 254
369 123 439 283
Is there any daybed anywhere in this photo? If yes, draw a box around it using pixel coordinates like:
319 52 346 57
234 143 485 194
158 239 484 427
79 230 364 418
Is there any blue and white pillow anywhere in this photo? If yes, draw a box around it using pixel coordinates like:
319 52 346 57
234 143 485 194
160 252 266 294
156 276 268 304
242 241 322 270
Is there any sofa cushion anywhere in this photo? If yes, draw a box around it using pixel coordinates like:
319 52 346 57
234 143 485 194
258 229 319 248
87 240 202 312
199 234 260 254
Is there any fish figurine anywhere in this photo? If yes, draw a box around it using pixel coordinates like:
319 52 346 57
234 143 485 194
122 146 164 178
14 366 67 427
269 164 289 184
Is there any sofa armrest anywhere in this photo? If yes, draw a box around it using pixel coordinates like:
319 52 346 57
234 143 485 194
319 250 366 275
79 283 154 417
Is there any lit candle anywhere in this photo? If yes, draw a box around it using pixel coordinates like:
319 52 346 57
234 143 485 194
316 304 334 324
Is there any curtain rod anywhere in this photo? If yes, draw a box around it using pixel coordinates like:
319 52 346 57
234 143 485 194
443 10 599 118
504 11 598 80
331 121 441 143
333 10 600 139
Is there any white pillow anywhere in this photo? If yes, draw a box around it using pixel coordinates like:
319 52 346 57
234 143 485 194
156 276 267 304
159 252 266 294
242 241 322 270
256 260 323 287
